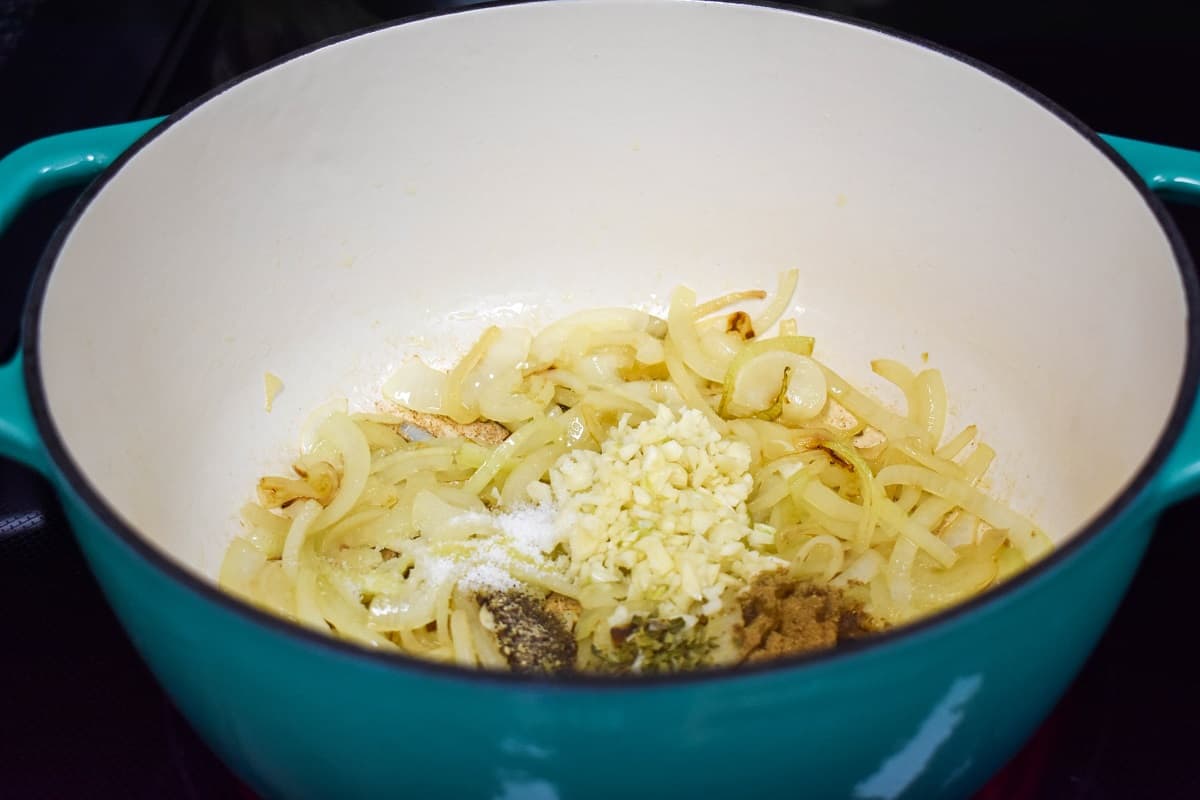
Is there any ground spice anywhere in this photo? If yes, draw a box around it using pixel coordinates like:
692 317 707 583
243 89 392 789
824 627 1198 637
477 591 578 674
736 570 877 663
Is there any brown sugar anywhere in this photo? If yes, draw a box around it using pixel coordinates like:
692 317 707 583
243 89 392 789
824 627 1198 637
737 570 877 663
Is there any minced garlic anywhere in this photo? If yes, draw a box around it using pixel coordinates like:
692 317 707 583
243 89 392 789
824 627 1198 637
549 404 785 624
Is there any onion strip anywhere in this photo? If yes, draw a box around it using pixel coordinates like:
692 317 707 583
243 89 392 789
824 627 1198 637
875 465 1044 559
821 366 927 443
910 369 947 449
936 425 978 460
667 286 727 382
662 340 728 433
463 416 562 495
752 269 799 334
442 326 500 423
281 500 322 579
871 359 916 390
311 414 371 532
693 289 768 319
718 335 816 417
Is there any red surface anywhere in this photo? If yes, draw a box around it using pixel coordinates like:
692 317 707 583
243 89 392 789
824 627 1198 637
973 709 1061 800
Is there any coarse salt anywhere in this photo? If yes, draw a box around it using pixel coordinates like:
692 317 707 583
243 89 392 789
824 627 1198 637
461 562 520 592
494 504 561 556
420 553 458 587
422 505 563 595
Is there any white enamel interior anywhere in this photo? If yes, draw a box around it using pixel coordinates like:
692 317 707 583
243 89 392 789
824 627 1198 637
37 0 1188 580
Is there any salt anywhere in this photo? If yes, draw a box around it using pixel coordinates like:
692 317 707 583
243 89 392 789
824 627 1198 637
494 504 560 556
461 562 519 592
423 502 564 594
420 553 458 587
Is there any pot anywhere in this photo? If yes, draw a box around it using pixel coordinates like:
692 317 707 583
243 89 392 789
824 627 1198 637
1 1 1198 797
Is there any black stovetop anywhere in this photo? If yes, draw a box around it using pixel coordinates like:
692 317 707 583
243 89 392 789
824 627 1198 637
2 1 1198 797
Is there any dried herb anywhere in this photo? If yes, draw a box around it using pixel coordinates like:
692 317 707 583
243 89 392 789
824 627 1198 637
595 615 716 674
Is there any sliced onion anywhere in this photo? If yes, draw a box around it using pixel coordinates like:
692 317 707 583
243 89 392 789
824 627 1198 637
909 541 999 612
935 425 978 460
316 572 396 649
871 359 916 391
886 537 918 605
244 524 286 559
371 446 457 482
368 590 438 631
667 286 727 382
530 308 660 366
240 502 288 536
383 359 447 415
821 365 927 443
463 415 563 495
940 512 979 549
790 534 846 584
572 347 635 386
500 442 566 508
719 336 822 421
219 538 267 598
281 499 322 579
411 490 493 541
875 464 1042 560
250 561 296 619
830 548 884 587
662 340 728 433
311 413 371 532
300 398 348 453
441 326 501 424
699 329 742 374
910 369 947 449
693 289 767 319
822 439 878 553
469 328 541 423
751 269 799 334
293 564 328 631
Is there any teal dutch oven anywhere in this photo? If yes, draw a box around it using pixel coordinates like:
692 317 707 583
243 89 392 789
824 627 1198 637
2 1 1199 797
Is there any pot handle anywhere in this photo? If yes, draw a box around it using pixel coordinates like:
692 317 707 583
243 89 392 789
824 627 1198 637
1101 135 1200 206
1102 134 1200 506
0 118 163 476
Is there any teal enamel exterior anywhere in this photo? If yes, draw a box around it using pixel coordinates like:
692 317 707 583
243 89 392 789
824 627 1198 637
1 123 1198 799
1101 134 1200 207
0 118 162 476
59 481 1159 800
0 118 163 234
0 352 47 475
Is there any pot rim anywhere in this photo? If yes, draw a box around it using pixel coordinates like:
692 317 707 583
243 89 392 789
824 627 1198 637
21 0 1199 690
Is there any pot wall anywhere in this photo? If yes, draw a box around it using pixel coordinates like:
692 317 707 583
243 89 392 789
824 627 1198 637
33 1 1188 580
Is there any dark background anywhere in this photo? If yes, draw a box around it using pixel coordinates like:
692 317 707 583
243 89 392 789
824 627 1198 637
1 1 1197 798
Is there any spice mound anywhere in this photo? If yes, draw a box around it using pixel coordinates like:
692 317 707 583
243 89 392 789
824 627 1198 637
737 570 877 663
